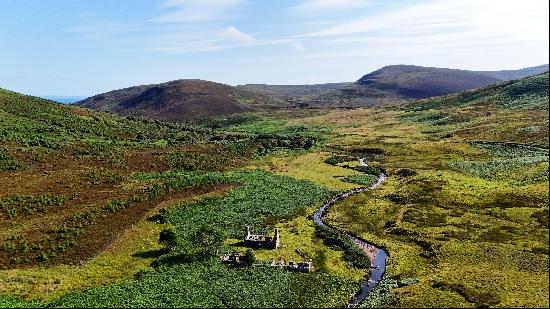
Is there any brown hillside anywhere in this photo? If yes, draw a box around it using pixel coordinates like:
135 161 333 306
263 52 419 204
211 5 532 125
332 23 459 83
77 79 282 121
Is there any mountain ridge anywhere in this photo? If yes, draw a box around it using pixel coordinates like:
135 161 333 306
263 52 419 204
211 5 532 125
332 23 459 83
76 79 283 122
75 64 549 120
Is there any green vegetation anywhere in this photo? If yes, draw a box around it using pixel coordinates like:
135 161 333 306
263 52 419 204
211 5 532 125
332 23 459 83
0 295 43 308
243 249 256 266
315 225 371 269
299 107 549 307
3 170 363 307
50 262 358 308
165 151 233 171
399 73 549 148
162 170 331 242
324 155 356 165
341 174 378 186
360 277 419 308
406 72 549 111
0 148 20 171
0 194 68 218
1 72 548 308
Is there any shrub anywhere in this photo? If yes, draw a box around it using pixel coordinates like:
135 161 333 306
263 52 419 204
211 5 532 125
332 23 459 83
395 168 417 177
0 148 20 171
243 249 256 266
160 228 177 252
342 174 378 186
351 165 384 175
324 155 356 165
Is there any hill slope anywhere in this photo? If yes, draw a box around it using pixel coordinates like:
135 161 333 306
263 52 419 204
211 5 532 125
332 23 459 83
237 82 353 99
401 72 549 147
0 86 319 271
304 64 548 108
477 64 549 81
355 65 501 99
77 79 282 121
407 72 549 111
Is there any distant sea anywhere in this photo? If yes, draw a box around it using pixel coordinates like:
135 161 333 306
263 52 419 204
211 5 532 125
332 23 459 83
41 96 87 104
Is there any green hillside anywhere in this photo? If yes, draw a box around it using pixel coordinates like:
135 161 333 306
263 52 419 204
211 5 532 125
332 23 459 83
407 72 549 111
400 72 549 148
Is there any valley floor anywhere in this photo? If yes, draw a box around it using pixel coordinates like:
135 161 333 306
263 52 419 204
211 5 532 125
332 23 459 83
1 105 548 308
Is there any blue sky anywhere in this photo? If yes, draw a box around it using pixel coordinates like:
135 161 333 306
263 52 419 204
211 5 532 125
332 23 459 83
1 0 548 97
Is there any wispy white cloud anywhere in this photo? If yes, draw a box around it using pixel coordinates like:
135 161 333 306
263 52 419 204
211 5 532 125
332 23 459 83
152 0 246 23
292 0 371 11
290 42 305 51
150 30 301 54
216 26 255 43
299 0 549 39
295 0 549 69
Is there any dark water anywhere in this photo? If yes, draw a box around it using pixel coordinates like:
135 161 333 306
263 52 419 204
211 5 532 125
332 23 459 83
313 166 388 307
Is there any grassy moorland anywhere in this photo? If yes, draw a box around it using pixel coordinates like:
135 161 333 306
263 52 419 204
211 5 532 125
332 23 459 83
0 89 369 307
0 73 548 308
280 74 548 308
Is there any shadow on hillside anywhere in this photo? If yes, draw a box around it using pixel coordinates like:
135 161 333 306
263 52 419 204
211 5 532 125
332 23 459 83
229 241 246 247
153 253 200 267
132 249 167 259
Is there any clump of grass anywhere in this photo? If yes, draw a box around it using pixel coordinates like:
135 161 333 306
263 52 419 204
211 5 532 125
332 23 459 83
360 277 419 308
517 126 541 134
342 174 378 186
325 155 356 165
448 156 548 182
85 169 126 185
395 168 417 177
0 148 20 171
432 281 500 307
350 165 384 175
471 142 549 158
0 194 68 218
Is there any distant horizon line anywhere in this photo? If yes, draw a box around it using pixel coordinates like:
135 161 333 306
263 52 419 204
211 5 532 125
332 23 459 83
27 62 550 99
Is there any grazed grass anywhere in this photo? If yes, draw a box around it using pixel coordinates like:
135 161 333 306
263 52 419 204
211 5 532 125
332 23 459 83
249 152 362 191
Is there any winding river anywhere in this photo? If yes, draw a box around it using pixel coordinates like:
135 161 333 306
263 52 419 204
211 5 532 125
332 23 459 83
313 159 388 307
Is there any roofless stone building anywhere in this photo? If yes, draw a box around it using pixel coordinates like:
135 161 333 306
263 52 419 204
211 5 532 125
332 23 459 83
244 226 280 249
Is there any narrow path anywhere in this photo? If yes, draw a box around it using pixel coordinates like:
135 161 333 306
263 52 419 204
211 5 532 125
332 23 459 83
313 158 388 307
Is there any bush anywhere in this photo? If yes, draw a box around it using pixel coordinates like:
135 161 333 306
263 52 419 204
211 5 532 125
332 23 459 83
0 148 20 171
342 174 378 186
243 249 256 266
324 155 356 165
160 228 177 252
395 168 417 177
351 165 384 175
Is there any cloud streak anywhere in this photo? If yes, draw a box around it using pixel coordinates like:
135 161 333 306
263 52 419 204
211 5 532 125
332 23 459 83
292 0 371 10
293 0 549 68
217 26 255 43
299 0 549 39
152 0 246 23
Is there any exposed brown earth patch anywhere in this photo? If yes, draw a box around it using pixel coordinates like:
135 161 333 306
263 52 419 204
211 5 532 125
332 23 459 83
1 182 238 269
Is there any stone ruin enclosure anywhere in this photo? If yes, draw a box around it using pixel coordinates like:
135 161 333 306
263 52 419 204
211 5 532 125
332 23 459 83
271 259 313 273
244 226 280 249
